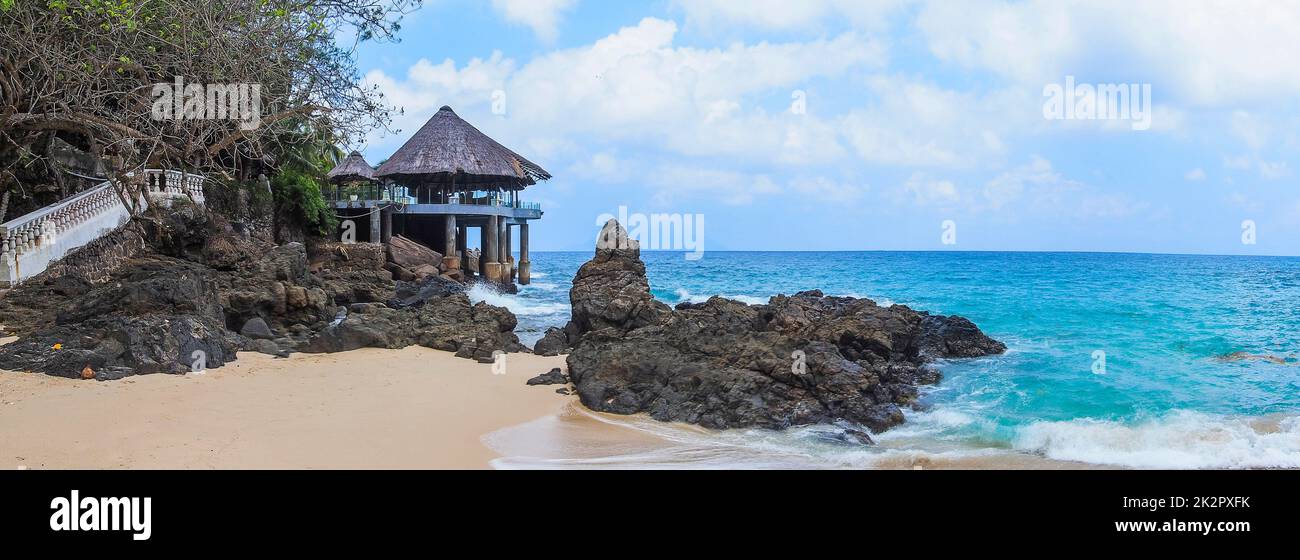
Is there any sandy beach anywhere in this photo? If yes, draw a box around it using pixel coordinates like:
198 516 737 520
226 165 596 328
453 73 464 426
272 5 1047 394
0 342 570 469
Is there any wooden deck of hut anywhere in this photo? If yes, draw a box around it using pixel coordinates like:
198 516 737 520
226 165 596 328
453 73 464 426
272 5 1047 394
328 106 549 285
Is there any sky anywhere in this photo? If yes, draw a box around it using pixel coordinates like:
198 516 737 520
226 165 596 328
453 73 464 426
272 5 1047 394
347 0 1300 255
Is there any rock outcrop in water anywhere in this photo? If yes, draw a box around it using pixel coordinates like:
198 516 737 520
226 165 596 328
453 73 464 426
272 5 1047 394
559 220 1006 432
0 205 525 379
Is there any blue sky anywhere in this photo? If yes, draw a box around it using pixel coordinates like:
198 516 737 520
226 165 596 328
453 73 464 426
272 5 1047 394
348 0 1300 255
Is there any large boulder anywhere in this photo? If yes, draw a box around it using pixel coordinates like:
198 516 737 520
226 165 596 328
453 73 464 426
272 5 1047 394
563 221 1005 433
386 235 442 271
532 327 570 356
0 314 237 379
390 275 466 308
567 220 671 334
0 211 521 380
0 255 239 379
300 293 526 360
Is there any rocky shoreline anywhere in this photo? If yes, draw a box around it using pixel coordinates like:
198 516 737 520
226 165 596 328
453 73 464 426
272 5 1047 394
538 220 1006 433
0 211 1005 438
0 203 523 379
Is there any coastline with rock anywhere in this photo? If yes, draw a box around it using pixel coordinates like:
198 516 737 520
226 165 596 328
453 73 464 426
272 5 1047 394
0 210 1013 467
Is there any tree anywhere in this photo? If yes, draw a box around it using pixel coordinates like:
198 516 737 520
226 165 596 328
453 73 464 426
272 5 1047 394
0 0 418 218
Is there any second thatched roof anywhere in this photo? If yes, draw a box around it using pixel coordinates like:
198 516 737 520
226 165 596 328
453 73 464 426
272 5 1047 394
326 151 377 184
375 106 550 190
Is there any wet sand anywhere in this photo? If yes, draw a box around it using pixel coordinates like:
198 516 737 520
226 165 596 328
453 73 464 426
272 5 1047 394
485 402 1103 470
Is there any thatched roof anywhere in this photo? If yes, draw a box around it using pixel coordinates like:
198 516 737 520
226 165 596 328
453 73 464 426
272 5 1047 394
375 106 550 190
327 151 377 184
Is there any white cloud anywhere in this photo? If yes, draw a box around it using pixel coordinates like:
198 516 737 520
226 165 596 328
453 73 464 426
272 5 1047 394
362 52 515 147
504 18 884 144
899 173 961 206
1184 168 1207 182
916 0 1300 106
674 0 909 32
840 76 1025 167
646 164 780 206
1223 154 1292 180
890 156 1143 220
981 156 1072 212
1230 110 1269 150
789 176 868 202
568 151 629 183
1258 160 1291 180
491 0 578 43
365 18 886 169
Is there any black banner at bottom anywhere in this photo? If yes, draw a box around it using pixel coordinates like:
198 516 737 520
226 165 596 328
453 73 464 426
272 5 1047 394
0 470 1288 548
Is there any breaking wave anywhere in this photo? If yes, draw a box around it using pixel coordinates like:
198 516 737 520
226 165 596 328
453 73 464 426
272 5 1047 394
1012 411 1300 469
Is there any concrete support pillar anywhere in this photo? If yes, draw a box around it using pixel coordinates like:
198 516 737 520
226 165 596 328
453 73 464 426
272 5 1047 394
519 222 531 285
381 208 392 243
483 215 501 282
457 224 470 277
369 206 381 244
497 218 510 282
505 223 514 281
478 226 488 275
442 215 459 271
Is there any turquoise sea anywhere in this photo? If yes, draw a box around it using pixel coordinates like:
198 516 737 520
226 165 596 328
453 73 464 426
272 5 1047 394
472 251 1300 469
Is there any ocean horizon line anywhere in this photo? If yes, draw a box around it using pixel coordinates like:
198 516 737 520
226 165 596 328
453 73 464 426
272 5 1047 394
522 248 1300 259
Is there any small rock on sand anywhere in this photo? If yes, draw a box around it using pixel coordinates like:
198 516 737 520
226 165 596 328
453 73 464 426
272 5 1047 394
527 368 568 386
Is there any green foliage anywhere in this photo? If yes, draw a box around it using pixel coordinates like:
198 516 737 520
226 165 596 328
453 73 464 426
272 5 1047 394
271 169 335 236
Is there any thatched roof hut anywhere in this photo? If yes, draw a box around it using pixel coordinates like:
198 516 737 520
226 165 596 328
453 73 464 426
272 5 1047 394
327 151 378 184
375 106 550 191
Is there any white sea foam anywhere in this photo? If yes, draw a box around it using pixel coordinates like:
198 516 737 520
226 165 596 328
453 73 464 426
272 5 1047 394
673 288 768 306
1013 411 1300 469
487 405 1062 470
488 402 1300 470
467 284 569 316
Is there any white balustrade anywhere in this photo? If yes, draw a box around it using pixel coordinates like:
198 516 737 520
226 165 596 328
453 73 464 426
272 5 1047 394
0 169 205 286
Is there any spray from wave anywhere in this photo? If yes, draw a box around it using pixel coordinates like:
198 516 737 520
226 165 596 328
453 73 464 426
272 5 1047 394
467 283 569 316
671 288 768 306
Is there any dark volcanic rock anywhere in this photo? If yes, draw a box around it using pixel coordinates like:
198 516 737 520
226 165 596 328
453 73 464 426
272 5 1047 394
300 293 526 360
240 317 274 340
390 275 466 308
0 254 239 378
526 367 569 386
532 327 571 356
0 210 523 379
0 315 236 379
562 221 1005 433
567 220 671 334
